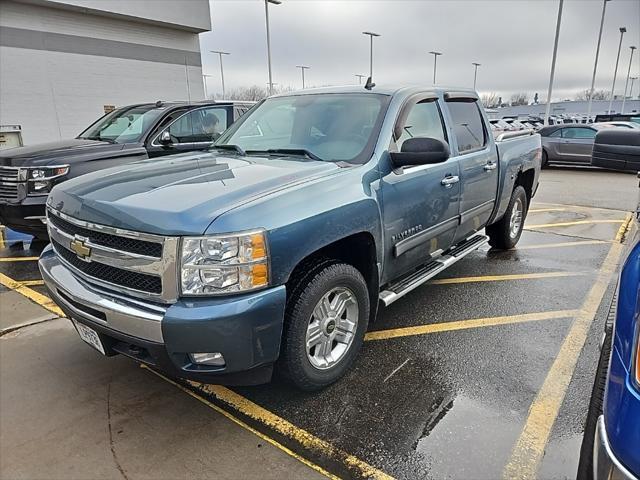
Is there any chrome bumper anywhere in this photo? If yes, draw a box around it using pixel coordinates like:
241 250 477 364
594 415 638 480
39 246 166 342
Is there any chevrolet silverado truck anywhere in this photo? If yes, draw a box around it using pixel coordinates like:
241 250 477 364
39 85 541 391
0 100 252 238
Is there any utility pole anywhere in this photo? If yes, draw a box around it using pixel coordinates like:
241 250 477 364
296 65 310 89
202 74 215 99
264 0 281 95
362 31 380 80
544 0 563 126
210 50 230 99
587 0 610 120
621 46 637 114
355 74 367 85
429 51 442 85
608 27 627 114
472 62 481 90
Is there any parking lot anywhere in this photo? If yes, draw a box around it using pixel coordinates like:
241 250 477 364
0 167 637 480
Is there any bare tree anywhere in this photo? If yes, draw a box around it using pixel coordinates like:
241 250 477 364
481 92 500 109
574 89 610 101
509 92 529 106
217 84 298 101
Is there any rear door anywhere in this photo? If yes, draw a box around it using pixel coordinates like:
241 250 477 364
381 95 460 282
444 95 498 243
558 127 597 164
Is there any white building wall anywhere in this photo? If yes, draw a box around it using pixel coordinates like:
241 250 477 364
0 0 208 145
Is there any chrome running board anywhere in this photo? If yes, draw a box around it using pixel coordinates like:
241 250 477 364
379 234 489 306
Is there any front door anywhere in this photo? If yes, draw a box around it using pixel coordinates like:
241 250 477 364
444 97 498 242
381 97 461 282
558 127 597 164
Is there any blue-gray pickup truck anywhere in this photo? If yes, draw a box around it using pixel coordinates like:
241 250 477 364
39 85 541 390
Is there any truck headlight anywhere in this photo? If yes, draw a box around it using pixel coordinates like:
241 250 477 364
28 165 70 194
180 230 269 295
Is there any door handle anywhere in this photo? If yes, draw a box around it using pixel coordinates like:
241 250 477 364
484 162 497 171
441 175 460 188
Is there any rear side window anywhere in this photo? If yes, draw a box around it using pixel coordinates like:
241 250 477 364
396 100 447 150
446 100 487 153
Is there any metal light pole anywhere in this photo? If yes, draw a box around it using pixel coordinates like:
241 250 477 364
362 31 380 80
202 74 215 99
630 76 638 100
429 51 442 85
355 74 367 85
621 46 637 114
296 65 310 89
472 62 481 90
587 0 610 120
264 0 281 96
608 27 627 114
210 50 230 99
544 0 564 126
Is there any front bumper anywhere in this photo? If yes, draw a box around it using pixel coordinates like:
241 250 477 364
39 246 287 385
594 416 638 480
0 196 48 236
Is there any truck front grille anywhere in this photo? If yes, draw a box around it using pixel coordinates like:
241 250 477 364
48 213 163 258
52 239 162 294
0 167 20 201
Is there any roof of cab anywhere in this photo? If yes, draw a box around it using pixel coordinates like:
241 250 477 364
269 84 478 99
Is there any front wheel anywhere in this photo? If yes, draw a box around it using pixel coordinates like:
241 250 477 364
279 262 370 391
486 185 528 249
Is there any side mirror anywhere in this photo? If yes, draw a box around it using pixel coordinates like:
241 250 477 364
390 137 450 168
159 130 172 145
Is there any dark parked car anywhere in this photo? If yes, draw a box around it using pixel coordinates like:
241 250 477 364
0 100 253 238
578 180 639 479
539 124 603 167
591 129 640 173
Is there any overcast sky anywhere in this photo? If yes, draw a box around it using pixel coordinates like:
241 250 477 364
200 0 640 101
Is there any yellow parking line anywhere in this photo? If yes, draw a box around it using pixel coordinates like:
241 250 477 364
518 240 610 250
528 208 567 213
525 219 625 229
143 366 391 480
502 236 625 479
614 212 634 243
20 280 45 286
365 310 577 341
0 272 63 317
429 271 584 285
0 226 5 249
0 256 39 262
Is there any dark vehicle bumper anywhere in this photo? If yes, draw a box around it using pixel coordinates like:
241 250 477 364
39 246 287 385
594 416 638 480
0 196 48 237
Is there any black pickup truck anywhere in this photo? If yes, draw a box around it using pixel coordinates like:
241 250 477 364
0 100 252 238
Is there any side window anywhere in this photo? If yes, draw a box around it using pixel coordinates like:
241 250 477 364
396 100 447 151
167 107 228 143
562 127 596 139
548 129 562 138
446 100 487 153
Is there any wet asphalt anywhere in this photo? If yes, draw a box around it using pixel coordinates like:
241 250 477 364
0 168 637 479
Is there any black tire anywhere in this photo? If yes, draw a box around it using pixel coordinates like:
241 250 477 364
576 319 614 479
542 150 549 168
279 262 370 391
486 185 528 249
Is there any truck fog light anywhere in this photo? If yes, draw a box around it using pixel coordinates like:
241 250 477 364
190 352 225 366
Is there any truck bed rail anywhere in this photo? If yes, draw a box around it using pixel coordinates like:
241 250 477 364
495 129 535 142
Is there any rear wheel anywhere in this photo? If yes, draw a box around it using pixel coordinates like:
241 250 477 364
486 185 528 249
279 262 370 391
542 150 549 168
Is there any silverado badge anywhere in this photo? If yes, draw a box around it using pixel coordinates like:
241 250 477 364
70 237 91 260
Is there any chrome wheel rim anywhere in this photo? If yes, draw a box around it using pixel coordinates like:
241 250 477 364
509 198 524 238
306 287 359 370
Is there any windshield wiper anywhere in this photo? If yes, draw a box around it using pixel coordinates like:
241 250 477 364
82 135 116 144
246 148 323 162
214 144 246 155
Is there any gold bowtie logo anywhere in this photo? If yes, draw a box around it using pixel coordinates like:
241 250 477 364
70 237 91 259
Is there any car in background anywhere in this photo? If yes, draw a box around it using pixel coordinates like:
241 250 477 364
577 180 639 480
595 114 640 124
539 124 603 167
0 100 253 238
595 121 640 130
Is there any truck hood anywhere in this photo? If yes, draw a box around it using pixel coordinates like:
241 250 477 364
0 138 139 167
47 150 341 235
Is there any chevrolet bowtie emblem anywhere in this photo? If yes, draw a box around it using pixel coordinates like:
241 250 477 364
70 237 91 260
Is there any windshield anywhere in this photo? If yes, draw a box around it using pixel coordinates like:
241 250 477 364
215 93 390 163
78 105 165 144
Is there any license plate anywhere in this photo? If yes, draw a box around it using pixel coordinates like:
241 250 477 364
73 320 105 355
